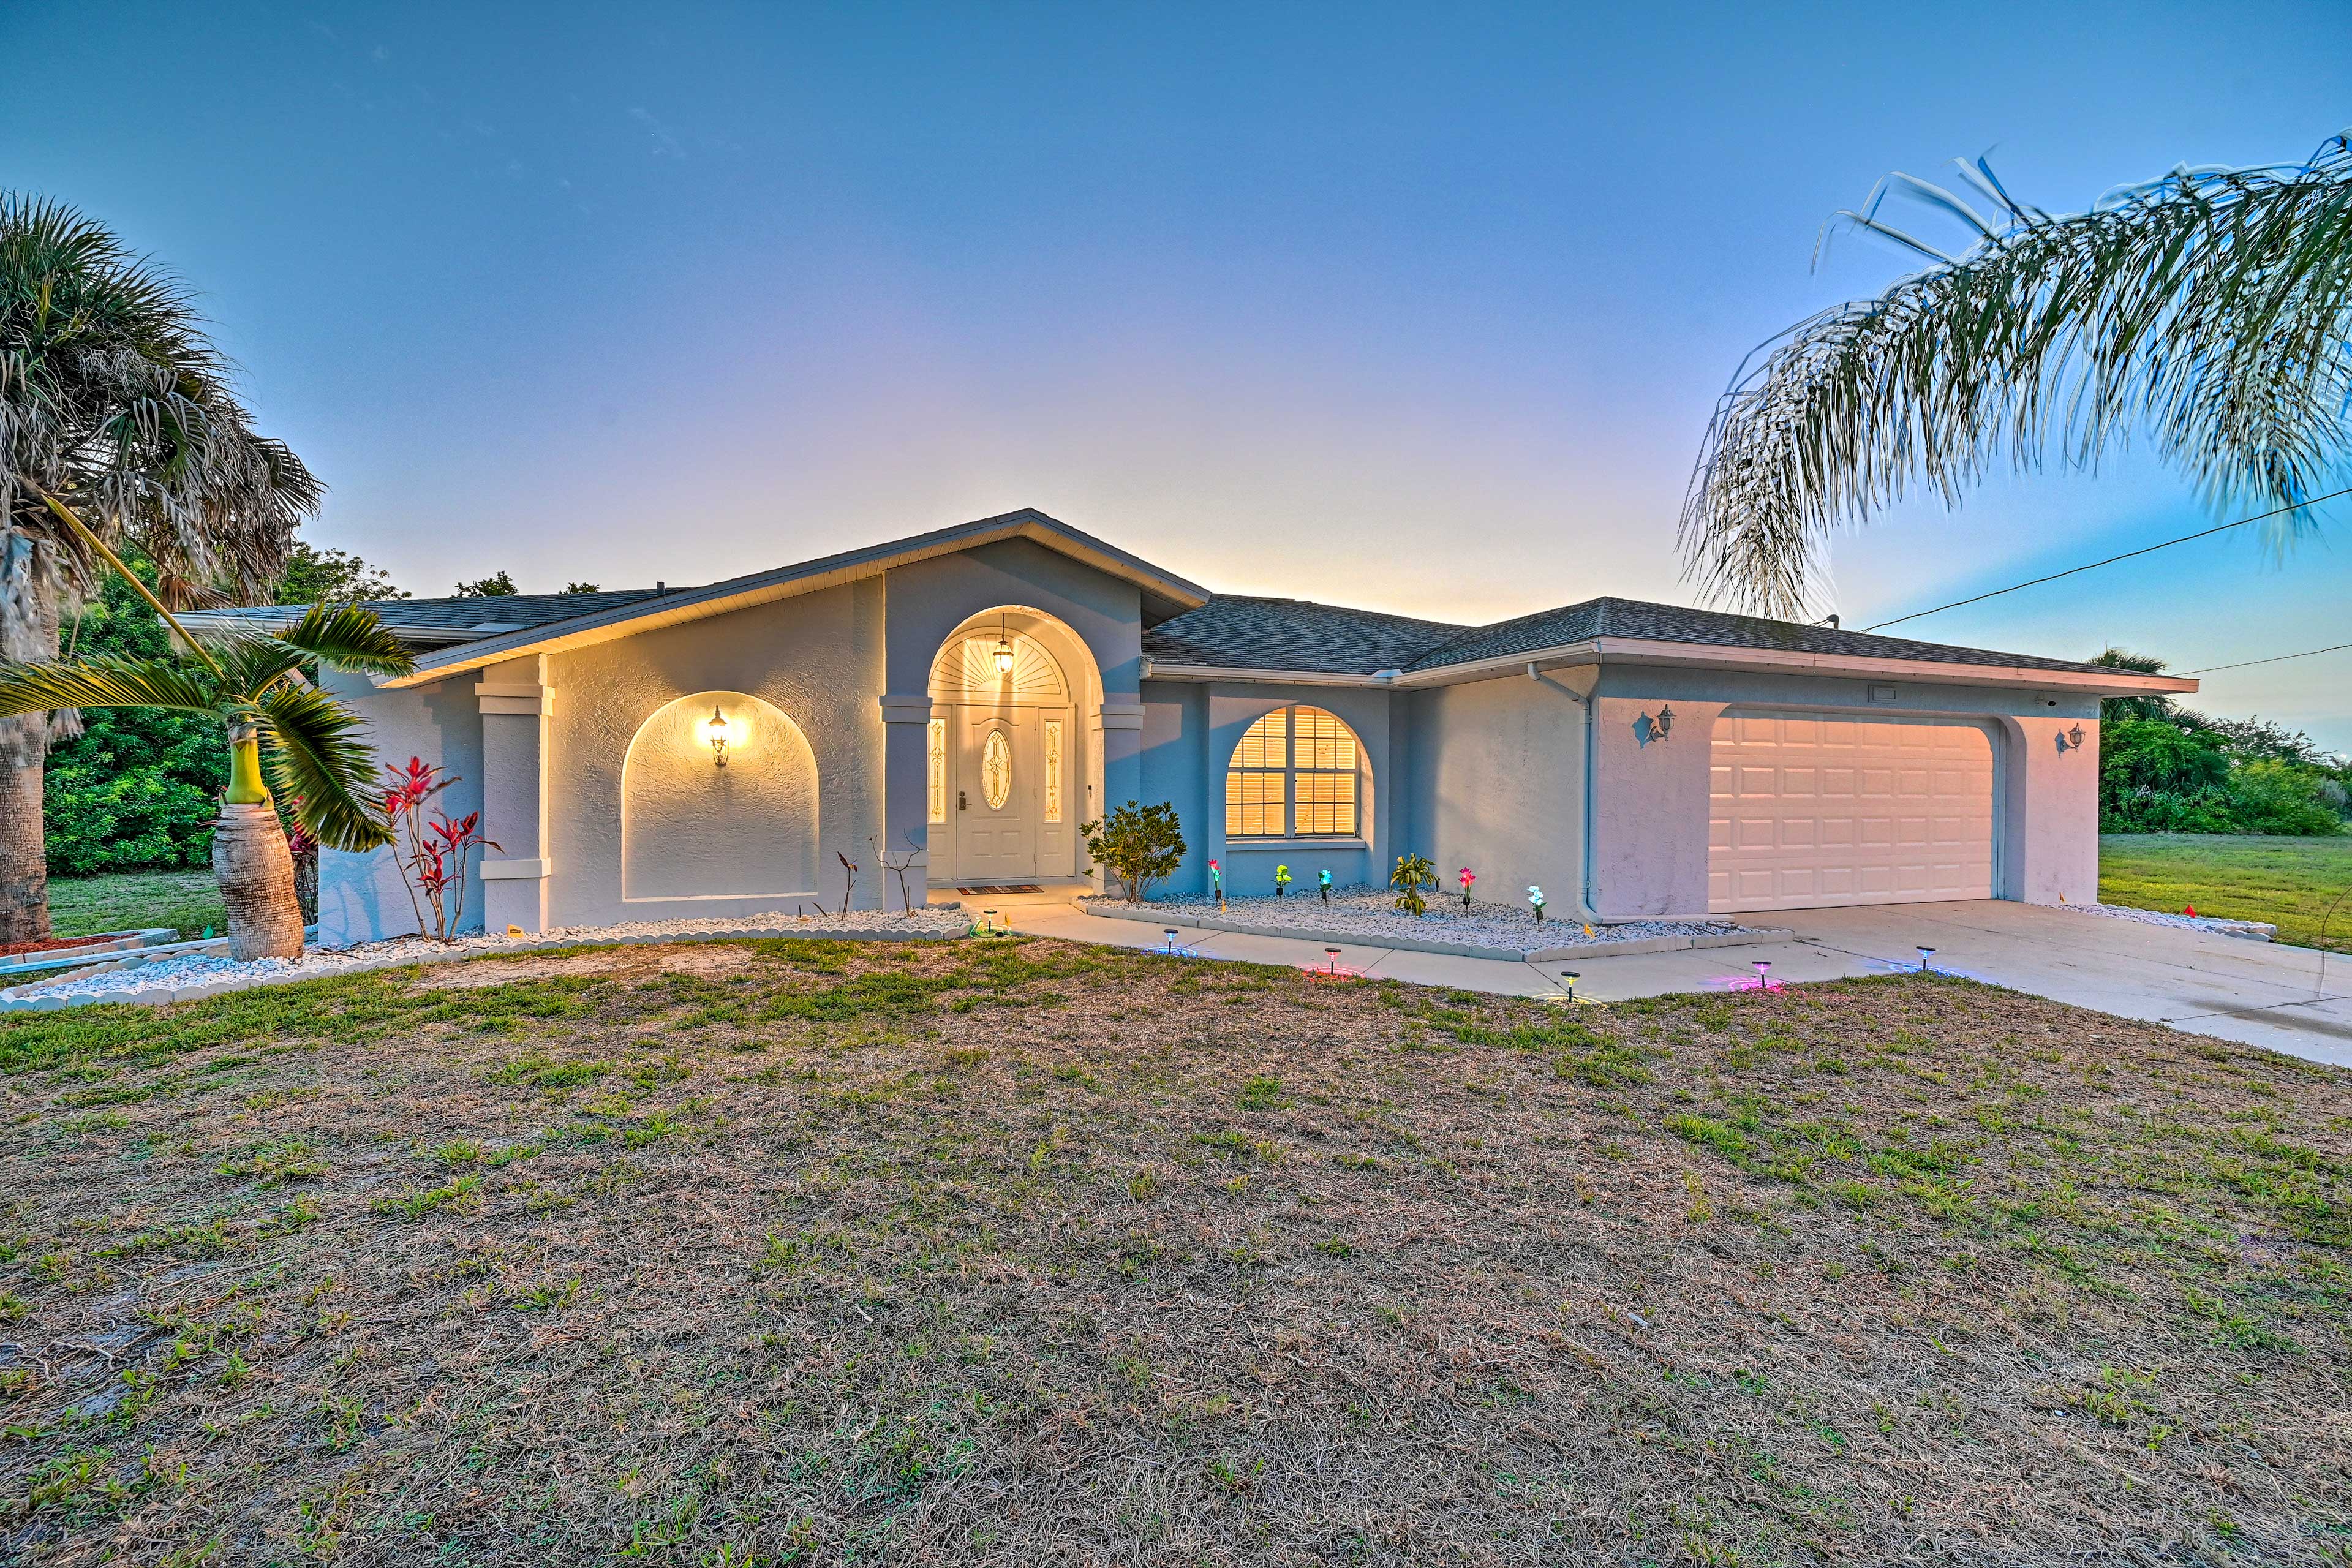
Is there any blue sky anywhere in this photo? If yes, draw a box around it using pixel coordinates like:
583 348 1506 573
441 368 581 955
6 1 2349 747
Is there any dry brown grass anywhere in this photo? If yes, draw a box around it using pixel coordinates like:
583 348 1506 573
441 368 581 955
1 935 2348 1565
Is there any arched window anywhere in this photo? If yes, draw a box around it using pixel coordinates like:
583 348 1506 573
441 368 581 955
1225 705 1362 839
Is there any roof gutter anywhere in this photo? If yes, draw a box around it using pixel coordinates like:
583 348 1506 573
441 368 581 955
1149 639 2196 696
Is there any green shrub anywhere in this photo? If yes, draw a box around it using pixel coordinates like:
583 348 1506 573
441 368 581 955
2223 761 2347 836
1080 801 1187 901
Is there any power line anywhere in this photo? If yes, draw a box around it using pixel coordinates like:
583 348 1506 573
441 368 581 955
2177 640 2352 676
1858 485 2352 633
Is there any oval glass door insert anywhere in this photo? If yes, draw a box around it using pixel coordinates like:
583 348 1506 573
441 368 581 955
981 729 1013 810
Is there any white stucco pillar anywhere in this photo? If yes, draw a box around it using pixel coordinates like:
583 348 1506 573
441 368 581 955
879 694 934 911
2001 713 2101 905
477 655 553 933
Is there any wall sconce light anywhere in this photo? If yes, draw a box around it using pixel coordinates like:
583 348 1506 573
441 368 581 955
2055 722 2088 754
706 704 730 767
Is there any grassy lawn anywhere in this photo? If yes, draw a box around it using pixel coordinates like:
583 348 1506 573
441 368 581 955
2 937 2346 1563
2101 832 2352 953
46 869 225 942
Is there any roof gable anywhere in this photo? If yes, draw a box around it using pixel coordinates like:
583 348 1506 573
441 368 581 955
181 509 1208 687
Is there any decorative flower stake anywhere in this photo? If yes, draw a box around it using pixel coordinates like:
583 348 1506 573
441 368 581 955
1458 867 1476 908
1208 858 1225 910
1317 869 1332 902
1527 885 1546 925
1273 864 1292 899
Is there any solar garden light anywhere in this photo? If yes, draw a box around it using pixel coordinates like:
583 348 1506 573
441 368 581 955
1162 927 1180 953
1917 946 1936 972
1208 858 1224 910
1325 946 1341 974
982 907 999 935
1318 869 1332 902
1528 885 1546 924
1275 864 1292 899
1752 959 1771 993
1458 867 1476 908
1560 970 1579 1001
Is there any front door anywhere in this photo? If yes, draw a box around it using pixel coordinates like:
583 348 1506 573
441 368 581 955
955 710 1033 882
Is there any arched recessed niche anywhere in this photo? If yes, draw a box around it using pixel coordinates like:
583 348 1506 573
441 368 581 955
622 691 818 902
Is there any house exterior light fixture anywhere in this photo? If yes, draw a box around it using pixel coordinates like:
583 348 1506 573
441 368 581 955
706 705 731 767
993 614 1015 677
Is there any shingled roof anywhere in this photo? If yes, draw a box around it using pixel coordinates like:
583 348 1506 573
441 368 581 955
1145 593 2131 679
1140 596 1470 675
350 589 679 640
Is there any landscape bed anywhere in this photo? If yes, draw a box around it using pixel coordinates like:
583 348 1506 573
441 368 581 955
1082 886 1780 959
1 935 2345 1564
0 908 972 1009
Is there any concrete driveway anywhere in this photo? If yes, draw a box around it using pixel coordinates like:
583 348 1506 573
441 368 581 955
1755 901 2352 1066
1009 895 2352 1067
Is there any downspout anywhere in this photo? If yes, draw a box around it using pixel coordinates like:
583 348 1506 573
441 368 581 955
1526 660 1600 921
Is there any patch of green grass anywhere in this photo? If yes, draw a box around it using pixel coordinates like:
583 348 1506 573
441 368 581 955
2100 834 2352 953
371 1175 482 1221
47 869 226 942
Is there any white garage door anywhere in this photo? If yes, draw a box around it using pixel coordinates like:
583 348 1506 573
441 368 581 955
1708 712 1994 913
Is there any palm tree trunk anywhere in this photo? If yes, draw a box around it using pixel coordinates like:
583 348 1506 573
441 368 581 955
0 527 62 943
211 801 304 960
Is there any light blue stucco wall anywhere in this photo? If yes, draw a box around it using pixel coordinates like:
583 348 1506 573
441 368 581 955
316 669 486 942
1136 680 1396 897
1396 668 1595 918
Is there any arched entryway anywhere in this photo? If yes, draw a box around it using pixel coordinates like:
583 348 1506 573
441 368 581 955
927 608 1104 884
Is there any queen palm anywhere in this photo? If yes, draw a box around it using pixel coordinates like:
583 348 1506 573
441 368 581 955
0 194 321 941
0 559 411 958
1681 132 2352 619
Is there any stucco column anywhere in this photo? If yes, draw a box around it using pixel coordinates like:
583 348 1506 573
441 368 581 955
477 655 553 934
879 695 933 911
1093 699 1146 889
2001 714 2101 905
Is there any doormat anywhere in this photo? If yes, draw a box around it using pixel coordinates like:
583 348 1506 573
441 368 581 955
956 884 1046 895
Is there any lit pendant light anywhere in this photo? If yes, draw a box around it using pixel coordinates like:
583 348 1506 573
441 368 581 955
706 704 730 767
993 615 1015 677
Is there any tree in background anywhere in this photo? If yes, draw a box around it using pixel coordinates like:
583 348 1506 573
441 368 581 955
561 582 600 594
277 540 406 605
2092 647 2350 835
1683 135 2351 618
0 195 322 939
453 572 518 598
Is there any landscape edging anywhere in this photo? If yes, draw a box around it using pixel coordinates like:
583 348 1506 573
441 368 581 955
1076 899 1789 962
0 924 960 1012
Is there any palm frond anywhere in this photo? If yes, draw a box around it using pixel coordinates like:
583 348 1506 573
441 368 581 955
253 681 391 853
209 632 311 699
1683 132 2352 618
2 190 320 601
0 654 219 720
274 601 415 677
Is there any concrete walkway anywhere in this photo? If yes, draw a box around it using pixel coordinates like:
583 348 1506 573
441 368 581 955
1001 897 2352 1068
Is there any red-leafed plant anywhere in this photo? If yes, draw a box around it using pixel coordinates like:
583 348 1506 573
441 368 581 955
383 757 499 941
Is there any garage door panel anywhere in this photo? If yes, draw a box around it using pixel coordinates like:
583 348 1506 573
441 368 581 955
1707 713 1994 913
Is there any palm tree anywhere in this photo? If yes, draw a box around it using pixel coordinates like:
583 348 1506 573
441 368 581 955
0 554 411 958
1681 133 2352 619
0 194 322 941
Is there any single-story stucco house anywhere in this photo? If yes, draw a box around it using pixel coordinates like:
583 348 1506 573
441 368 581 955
185 508 2195 943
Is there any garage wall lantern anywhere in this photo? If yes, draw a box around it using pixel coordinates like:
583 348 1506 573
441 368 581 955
2054 722 2087 754
706 705 731 767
